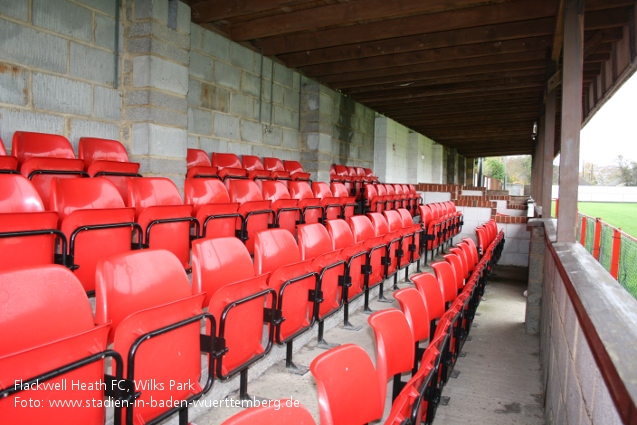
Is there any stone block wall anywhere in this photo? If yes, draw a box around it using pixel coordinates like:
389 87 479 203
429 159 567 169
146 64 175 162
187 23 302 162
0 0 122 150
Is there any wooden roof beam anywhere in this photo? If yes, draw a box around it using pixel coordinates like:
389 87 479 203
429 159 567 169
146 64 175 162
190 0 308 23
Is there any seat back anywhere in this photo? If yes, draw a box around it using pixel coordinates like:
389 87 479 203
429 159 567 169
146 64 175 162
330 182 349 197
289 181 322 224
284 160 305 175
254 229 301 275
12 131 75 164
241 154 265 171
221 400 316 425
212 152 242 169
326 219 365 299
431 261 458 304
264 157 285 172
462 237 480 266
0 174 47 213
368 212 390 237
368 309 415 403
443 253 464 293
310 344 383 425
192 237 256 306
128 177 192 268
297 223 332 260
457 241 476 273
228 179 264 203
229 180 271 253
184 178 238 239
78 137 130 165
95 249 205 424
348 215 376 243
384 209 404 233
0 265 109 425
51 178 135 292
326 219 354 250
187 148 212 167
312 181 333 199
394 287 431 344
449 246 469 280
410 273 445 322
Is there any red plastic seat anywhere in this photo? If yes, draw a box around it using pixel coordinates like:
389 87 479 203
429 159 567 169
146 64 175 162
431 260 458 308
368 212 401 287
95 249 213 425
398 208 424 272
127 177 195 269
394 287 431 375
330 182 357 218
283 160 311 181
289 181 323 224
312 181 342 220
325 219 368 328
253 229 317 371
261 180 300 235
50 177 139 293
212 152 248 181
12 131 87 207
221 400 316 425
368 308 415 405
297 223 346 346
184 178 240 239
79 137 141 201
331 164 355 197
348 215 388 310
0 138 18 173
192 237 276 400
186 148 219 179
449 246 470 281
0 174 65 271
461 237 480 271
228 179 273 254
0 266 114 424
310 344 383 425
410 273 446 338
242 154 273 182
263 157 292 180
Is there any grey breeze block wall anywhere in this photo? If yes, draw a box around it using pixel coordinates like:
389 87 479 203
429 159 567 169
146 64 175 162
0 0 123 151
187 23 376 182
0 0 375 188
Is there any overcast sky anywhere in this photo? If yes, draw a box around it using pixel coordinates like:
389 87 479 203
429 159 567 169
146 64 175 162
579 71 637 170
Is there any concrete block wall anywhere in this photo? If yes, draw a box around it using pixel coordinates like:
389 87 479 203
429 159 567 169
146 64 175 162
0 0 122 151
496 222 530 266
187 23 302 162
375 116 445 184
541 243 623 425
300 82 374 182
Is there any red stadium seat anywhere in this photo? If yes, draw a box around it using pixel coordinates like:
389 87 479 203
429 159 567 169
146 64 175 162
263 157 292 181
283 160 311 181
127 177 196 270
394 287 431 375
325 219 368 329
212 152 248 181
228 179 274 254
289 181 323 224
50 178 141 293
192 237 276 400
297 223 346 347
95 249 214 425
0 174 66 271
410 273 446 339
312 181 342 220
242 155 273 182
310 344 383 425
79 137 141 201
330 182 357 218
184 178 240 239
12 131 87 207
261 180 300 235
253 229 318 373
368 309 415 405
0 266 116 425
186 148 219 179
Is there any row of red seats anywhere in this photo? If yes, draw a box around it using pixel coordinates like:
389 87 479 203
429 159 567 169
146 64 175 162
0 207 428 424
0 132 140 206
330 164 378 198
476 219 505 274
418 201 464 265
187 148 311 182
364 182 421 216
305 230 502 425
219 231 495 424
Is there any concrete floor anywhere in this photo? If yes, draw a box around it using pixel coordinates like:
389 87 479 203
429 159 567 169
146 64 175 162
192 263 545 425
